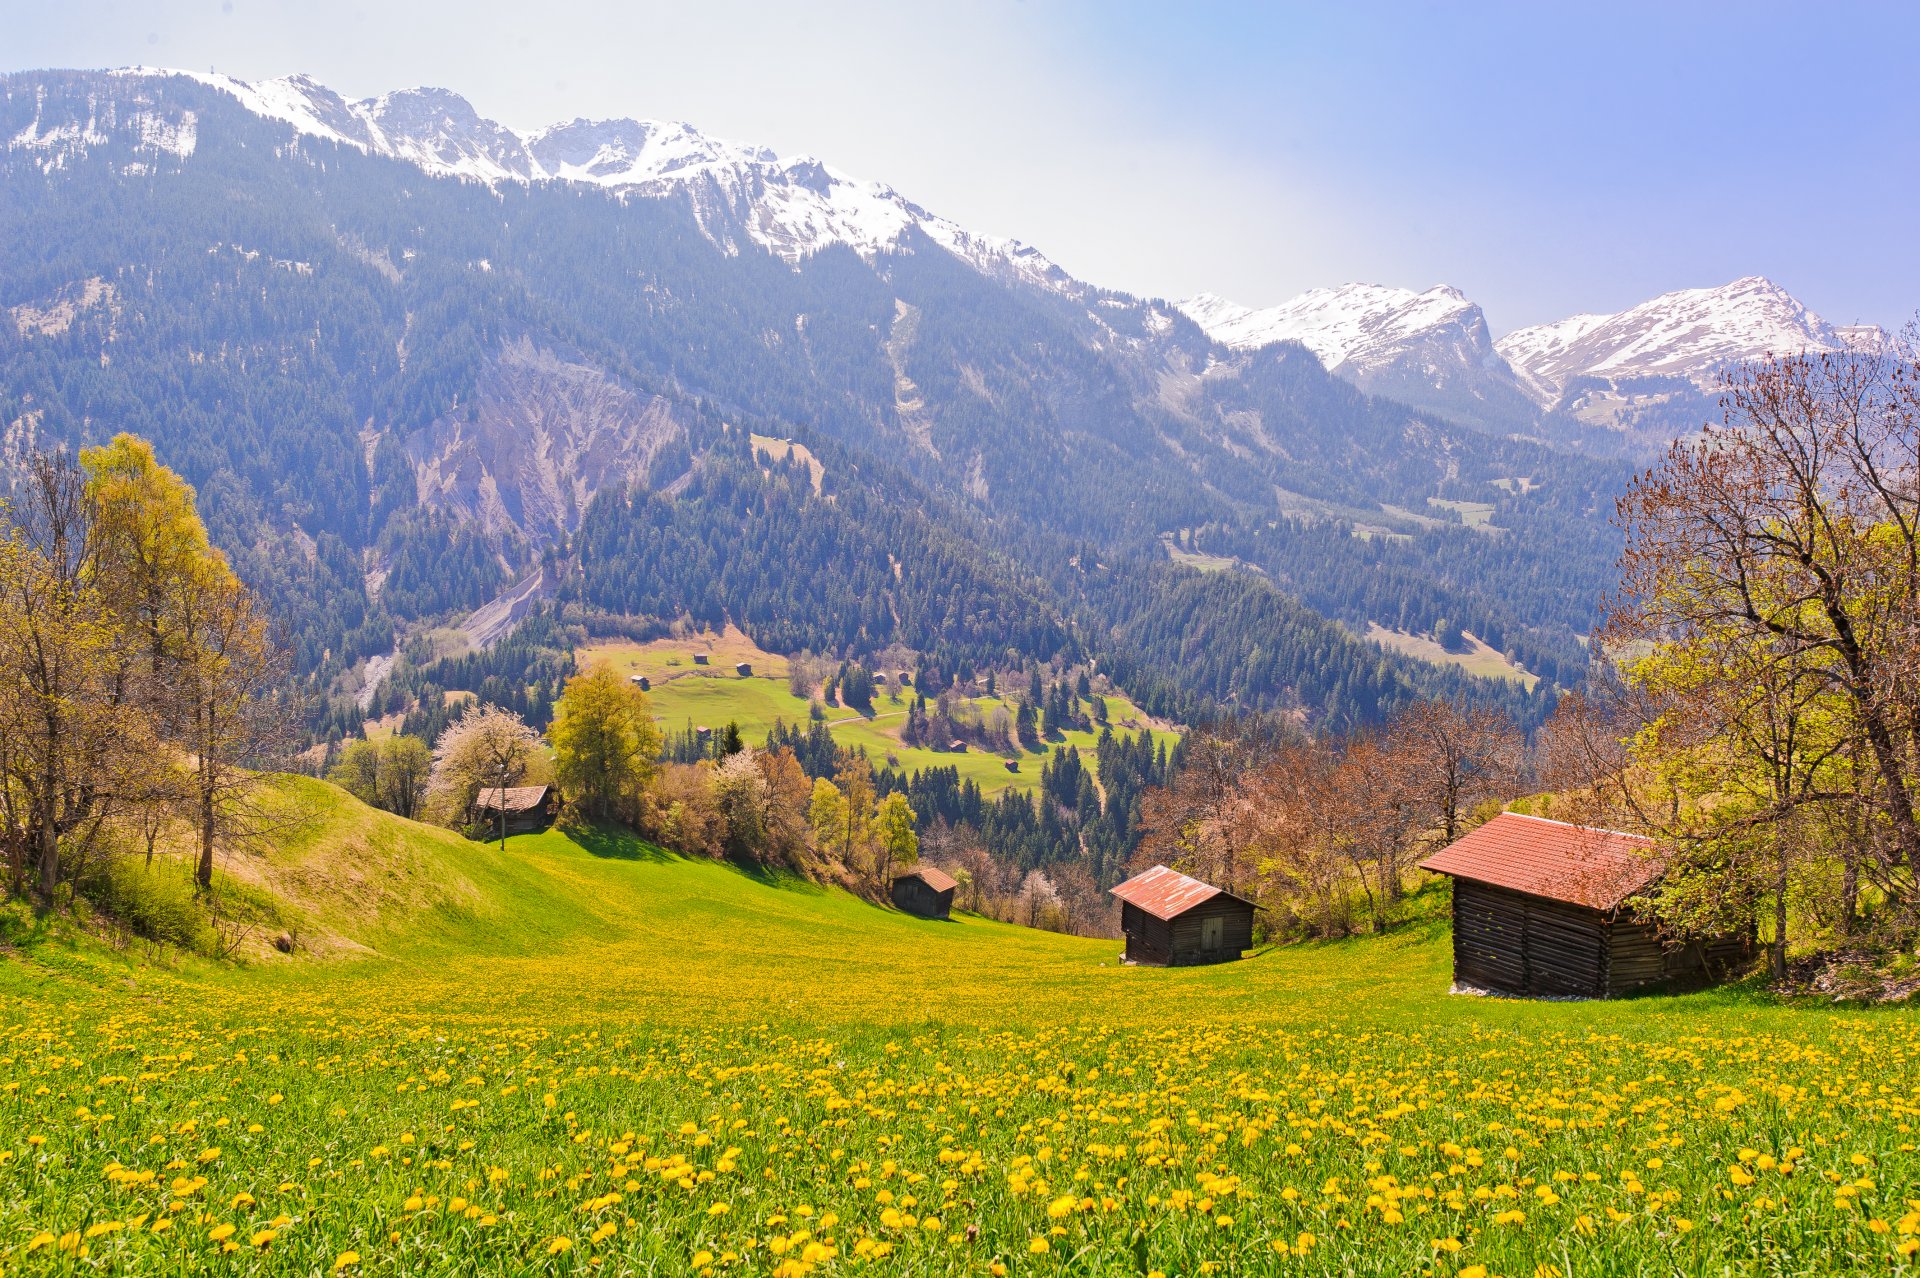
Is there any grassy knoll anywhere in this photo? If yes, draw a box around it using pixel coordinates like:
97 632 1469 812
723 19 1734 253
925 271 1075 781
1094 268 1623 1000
578 633 1176 797
1365 623 1538 690
3 783 1916 1275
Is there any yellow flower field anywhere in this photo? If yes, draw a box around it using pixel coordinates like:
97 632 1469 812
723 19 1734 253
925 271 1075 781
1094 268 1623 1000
2 789 1917 1275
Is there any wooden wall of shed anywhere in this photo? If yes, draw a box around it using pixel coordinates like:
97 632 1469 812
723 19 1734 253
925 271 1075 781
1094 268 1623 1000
1453 879 1607 996
1611 914 1753 994
1454 879 1753 998
1120 901 1174 966
1453 878 1530 992
1166 896 1255 966
891 878 953 919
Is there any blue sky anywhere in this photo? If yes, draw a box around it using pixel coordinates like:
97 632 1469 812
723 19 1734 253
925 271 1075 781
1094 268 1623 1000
6 0 1913 330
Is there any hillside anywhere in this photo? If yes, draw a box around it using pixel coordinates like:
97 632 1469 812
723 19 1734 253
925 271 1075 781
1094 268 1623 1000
576 630 1179 798
3 780 1916 1275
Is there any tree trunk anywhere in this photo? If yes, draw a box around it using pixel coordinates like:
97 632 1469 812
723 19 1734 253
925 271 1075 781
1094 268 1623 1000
197 788 216 890
1770 854 1789 983
1840 856 1860 937
35 814 59 902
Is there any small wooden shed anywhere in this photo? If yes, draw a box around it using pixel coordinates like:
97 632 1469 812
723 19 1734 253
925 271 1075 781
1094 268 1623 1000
891 865 958 919
947 739 969 753
630 674 651 692
1420 812 1752 998
735 662 753 677
1111 865 1257 966
1003 759 1020 773
474 784 552 835
692 653 709 666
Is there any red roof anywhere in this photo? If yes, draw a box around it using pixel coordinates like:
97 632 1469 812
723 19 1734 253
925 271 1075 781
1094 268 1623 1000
1418 811 1662 911
898 865 958 893
476 784 549 813
1110 864 1253 921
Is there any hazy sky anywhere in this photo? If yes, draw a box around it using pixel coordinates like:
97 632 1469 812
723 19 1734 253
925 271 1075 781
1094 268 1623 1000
8 0 1915 331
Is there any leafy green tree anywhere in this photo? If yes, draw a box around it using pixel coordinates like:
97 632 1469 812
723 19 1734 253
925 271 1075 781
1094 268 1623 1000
550 662 661 823
873 792 918 890
329 735 433 820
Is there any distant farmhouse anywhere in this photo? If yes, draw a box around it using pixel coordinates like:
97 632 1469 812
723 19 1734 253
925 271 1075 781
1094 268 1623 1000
1420 812 1753 998
474 784 553 835
892 865 957 919
1111 865 1256 966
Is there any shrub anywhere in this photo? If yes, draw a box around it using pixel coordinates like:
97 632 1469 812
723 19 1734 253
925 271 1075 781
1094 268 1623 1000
92 857 212 951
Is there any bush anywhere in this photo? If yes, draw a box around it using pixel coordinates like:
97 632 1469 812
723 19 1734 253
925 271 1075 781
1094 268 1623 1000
91 858 212 951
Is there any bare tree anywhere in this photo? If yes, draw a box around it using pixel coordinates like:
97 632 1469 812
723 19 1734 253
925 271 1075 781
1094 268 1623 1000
1385 699 1525 847
1610 340 1920 895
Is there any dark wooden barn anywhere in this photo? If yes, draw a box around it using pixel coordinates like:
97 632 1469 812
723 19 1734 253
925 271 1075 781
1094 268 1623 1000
1110 865 1257 966
735 662 753 677
1420 812 1752 998
692 653 709 666
474 784 553 835
630 674 651 692
891 865 958 919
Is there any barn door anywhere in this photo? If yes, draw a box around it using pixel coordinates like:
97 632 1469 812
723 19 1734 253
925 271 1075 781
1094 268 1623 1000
1200 916 1224 951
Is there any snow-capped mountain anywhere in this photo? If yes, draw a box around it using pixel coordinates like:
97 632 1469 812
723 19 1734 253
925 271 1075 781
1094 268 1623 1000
91 68 1070 290
1496 276 1885 406
1177 284 1542 435
1178 284 1485 371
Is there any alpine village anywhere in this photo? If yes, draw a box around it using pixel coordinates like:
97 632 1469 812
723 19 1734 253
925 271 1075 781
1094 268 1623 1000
2 28 1918 1278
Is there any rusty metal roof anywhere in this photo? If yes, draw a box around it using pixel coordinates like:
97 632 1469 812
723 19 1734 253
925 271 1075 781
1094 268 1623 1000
1418 811 1663 911
898 865 958 893
476 784 550 813
1110 864 1252 921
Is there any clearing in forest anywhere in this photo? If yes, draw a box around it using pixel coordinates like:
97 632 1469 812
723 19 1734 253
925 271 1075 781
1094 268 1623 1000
1365 622 1538 689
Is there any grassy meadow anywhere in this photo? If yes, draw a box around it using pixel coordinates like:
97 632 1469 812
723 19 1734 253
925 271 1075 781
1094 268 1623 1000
1364 624 1539 690
575 633 1177 798
3 779 1918 1275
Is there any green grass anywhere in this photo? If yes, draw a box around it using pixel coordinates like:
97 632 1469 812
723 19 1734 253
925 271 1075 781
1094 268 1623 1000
3 784 1916 1275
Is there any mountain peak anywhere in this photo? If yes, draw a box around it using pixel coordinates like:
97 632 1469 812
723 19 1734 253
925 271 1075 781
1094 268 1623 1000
100 67 1068 287
1495 275 1866 406
1176 281 1488 371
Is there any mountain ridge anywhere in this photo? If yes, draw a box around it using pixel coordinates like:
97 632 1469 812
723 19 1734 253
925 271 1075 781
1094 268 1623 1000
96 67 1074 292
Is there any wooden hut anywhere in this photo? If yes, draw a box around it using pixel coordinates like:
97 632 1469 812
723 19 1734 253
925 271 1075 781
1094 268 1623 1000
891 865 958 919
692 653 709 666
1110 865 1257 967
630 674 651 692
947 739 969 753
1420 812 1752 998
474 784 552 835
1003 759 1020 773
735 662 753 677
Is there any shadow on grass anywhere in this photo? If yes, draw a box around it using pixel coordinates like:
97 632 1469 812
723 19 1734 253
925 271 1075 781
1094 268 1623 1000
723 859 830 896
562 822 674 863
561 820 832 896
